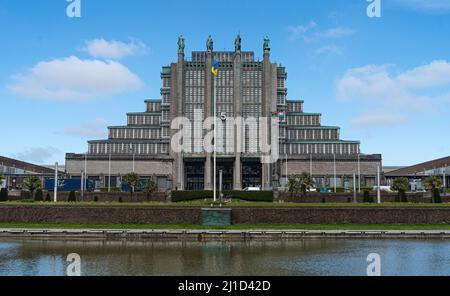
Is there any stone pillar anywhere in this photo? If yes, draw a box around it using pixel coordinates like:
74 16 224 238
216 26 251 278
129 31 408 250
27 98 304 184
171 52 185 190
233 50 242 190
204 51 213 190
261 48 273 190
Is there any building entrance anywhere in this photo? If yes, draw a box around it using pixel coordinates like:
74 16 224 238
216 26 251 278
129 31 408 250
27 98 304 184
242 160 262 189
184 160 204 190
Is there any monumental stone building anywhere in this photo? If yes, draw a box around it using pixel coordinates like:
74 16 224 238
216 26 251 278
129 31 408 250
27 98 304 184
66 35 382 191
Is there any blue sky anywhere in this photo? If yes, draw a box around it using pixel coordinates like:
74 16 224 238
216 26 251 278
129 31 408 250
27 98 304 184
0 0 449 166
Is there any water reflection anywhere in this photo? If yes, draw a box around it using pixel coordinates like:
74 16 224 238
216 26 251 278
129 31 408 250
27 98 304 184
0 238 449 276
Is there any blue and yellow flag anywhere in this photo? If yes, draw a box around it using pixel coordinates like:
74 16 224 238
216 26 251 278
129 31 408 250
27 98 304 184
211 59 219 76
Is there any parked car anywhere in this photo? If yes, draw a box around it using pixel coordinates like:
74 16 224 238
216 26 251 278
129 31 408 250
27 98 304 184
372 186 394 192
243 187 261 191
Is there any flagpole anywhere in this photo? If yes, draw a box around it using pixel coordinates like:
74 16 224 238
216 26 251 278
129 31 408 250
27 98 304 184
213 72 217 202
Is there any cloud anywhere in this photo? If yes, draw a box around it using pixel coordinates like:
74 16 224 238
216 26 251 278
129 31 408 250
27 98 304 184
315 44 343 55
288 22 354 42
13 147 61 164
393 0 450 11
82 38 147 60
350 113 407 128
66 118 108 137
288 21 317 41
8 56 142 101
336 60 450 127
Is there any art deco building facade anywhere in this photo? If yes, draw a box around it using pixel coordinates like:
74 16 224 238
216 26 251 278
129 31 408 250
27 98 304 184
66 36 382 191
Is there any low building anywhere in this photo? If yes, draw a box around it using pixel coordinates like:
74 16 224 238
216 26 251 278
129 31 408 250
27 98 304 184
385 156 450 191
0 156 56 189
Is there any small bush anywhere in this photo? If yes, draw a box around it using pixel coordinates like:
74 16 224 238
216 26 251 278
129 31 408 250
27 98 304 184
68 191 77 202
45 193 52 202
321 197 326 203
0 188 8 202
94 196 98 202
433 188 442 203
363 190 371 203
119 197 123 203
399 191 408 203
171 190 274 202
34 189 43 202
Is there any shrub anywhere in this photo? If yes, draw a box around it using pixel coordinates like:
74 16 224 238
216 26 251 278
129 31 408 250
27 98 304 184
321 197 326 203
363 190 371 203
34 189 43 202
171 190 274 202
68 191 76 202
399 190 408 203
94 196 98 202
0 188 8 202
118 197 123 203
432 188 442 203
46 193 52 202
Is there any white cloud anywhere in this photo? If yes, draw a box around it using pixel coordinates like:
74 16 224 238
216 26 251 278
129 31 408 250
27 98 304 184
288 23 355 45
336 60 450 127
8 56 142 101
13 147 61 164
351 113 407 128
82 39 147 60
288 21 317 41
66 118 109 137
315 44 343 55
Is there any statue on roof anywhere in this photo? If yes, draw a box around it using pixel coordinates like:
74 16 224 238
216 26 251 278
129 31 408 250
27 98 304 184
263 36 270 52
206 35 214 52
177 35 185 54
235 33 241 52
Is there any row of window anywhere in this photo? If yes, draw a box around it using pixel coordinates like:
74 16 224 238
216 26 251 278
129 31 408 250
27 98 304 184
127 115 161 126
109 128 161 140
146 102 161 112
283 143 360 155
287 129 339 140
287 102 303 112
89 142 168 155
287 115 321 126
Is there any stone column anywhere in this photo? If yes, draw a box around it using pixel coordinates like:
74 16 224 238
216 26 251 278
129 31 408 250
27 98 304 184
204 51 213 190
261 49 273 190
233 50 242 190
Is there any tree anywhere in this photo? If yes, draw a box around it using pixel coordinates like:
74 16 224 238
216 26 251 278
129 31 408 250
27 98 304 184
391 177 409 202
123 172 141 200
143 179 157 202
423 176 443 203
298 172 315 196
34 189 44 202
68 190 76 202
287 175 300 197
22 176 42 199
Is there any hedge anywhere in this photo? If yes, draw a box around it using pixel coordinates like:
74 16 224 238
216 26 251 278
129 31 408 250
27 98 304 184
0 188 8 202
171 190 274 202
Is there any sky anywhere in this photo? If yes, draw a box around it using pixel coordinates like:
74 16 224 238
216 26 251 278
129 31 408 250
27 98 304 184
0 0 449 166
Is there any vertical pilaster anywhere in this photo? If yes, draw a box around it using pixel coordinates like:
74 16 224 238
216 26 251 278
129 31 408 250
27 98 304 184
262 49 273 190
233 50 242 190
204 51 213 190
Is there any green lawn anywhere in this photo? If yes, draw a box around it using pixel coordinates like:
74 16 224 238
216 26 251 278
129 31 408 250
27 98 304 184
0 222 449 230
1 200 449 207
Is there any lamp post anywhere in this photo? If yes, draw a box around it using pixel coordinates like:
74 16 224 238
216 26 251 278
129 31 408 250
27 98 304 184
333 153 337 193
357 153 361 193
84 152 88 193
377 165 381 204
108 143 112 193
130 144 135 172
213 73 217 202
53 162 58 203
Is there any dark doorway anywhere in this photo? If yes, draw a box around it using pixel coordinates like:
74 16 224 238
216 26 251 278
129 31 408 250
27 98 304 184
242 160 262 189
216 161 234 190
185 161 204 190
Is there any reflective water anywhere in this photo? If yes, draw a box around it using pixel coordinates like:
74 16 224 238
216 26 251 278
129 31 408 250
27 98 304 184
0 238 449 276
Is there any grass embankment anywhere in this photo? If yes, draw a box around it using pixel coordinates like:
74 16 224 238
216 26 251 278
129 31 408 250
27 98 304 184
1 201 450 207
0 222 449 230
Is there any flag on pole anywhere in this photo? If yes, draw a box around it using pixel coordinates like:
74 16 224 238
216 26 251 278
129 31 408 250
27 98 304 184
212 58 219 76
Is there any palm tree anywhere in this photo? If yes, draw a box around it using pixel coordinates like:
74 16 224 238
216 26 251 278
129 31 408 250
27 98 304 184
391 177 410 202
143 179 157 202
123 172 141 200
287 175 301 197
423 176 443 203
298 172 315 196
22 176 42 199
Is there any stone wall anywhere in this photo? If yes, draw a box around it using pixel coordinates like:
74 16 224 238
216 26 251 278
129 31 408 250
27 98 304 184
0 205 449 225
